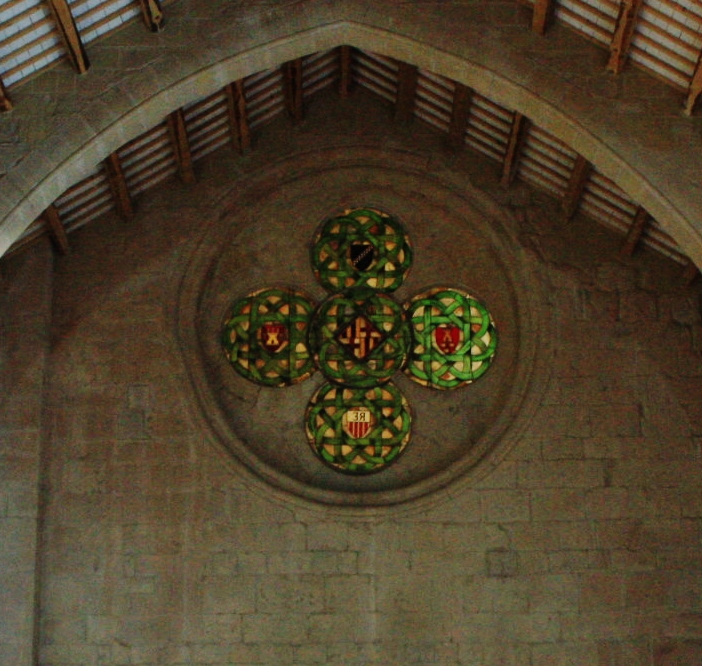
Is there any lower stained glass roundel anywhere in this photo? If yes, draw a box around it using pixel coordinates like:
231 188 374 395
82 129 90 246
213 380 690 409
222 287 316 387
311 208 413 293
404 287 497 390
305 381 412 474
311 287 410 388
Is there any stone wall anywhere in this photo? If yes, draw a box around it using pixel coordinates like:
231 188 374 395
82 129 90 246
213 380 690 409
5 90 702 665
0 241 53 666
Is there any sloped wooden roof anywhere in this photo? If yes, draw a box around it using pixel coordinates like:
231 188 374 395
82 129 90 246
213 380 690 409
0 0 701 283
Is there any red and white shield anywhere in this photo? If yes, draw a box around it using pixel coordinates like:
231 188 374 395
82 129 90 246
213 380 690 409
259 323 288 353
342 407 375 439
433 324 462 354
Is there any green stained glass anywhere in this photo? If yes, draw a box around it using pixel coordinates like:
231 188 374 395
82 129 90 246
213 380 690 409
305 381 411 474
221 207 498 475
404 287 497 389
222 287 316 387
311 287 410 388
311 208 413 293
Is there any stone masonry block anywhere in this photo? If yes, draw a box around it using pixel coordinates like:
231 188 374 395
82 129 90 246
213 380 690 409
256 575 325 614
324 574 374 613
517 460 603 488
590 403 642 438
481 489 530 522
242 611 312 644
202 575 257 614
486 548 518 578
306 522 348 551
654 640 702 666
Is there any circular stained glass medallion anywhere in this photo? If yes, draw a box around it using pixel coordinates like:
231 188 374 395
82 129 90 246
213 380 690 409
311 287 410 388
404 287 497 390
311 208 412 293
222 287 316 387
305 381 411 474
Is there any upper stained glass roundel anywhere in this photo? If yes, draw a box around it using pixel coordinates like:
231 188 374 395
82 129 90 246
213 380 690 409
311 208 412 293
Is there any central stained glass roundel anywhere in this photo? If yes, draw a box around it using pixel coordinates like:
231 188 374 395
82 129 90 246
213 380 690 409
221 207 498 475
311 287 410 388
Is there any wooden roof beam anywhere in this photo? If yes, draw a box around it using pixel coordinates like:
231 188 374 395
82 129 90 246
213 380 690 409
532 0 556 35
501 112 528 186
225 80 251 153
282 58 304 123
104 152 134 220
168 109 195 184
607 0 643 74
446 83 472 151
683 51 702 116
47 0 90 74
682 259 699 287
395 62 418 123
137 0 165 32
339 46 352 98
43 205 69 255
0 76 12 112
562 155 591 220
620 206 648 257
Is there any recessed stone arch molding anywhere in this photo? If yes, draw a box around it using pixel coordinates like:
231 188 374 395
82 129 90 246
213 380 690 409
176 148 550 507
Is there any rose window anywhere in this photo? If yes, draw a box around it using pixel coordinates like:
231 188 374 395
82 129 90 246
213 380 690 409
222 208 497 474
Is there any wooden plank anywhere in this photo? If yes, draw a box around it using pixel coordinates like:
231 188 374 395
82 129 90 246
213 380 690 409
167 109 196 184
620 206 649 256
339 46 352 98
282 58 303 123
43 204 69 254
395 62 418 122
562 154 591 219
137 0 165 32
446 83 472 151
684 51 702 117
501 112 527 186
0 76 12 112
532 0 556 34
682 259 699 287
46 0 90 74
607 0 644 74
224 80 250 152
104 152 134 220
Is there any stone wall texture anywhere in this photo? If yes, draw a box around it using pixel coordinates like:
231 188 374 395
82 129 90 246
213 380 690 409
2 52 702 666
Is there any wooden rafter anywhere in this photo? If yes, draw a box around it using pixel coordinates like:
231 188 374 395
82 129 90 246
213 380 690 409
532 0 556 35
620 206 649 257
137 0 165 32
682 259 699 287
607 0 644 74
167 109 195 184
43 204 69 254
104 152 134 220
562 155 591 219
46 0 90 74
282 59 303 123
0 76 12 112
446 83 472 151
339 46 352 98
684 51 702 116
225 80 250 153
501 112 528 186
395 62 418 123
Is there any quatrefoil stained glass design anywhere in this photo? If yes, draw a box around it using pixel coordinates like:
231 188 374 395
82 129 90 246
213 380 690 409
222 208 497 474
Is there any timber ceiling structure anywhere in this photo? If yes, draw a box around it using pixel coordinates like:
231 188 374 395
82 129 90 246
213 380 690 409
0 0 701 284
